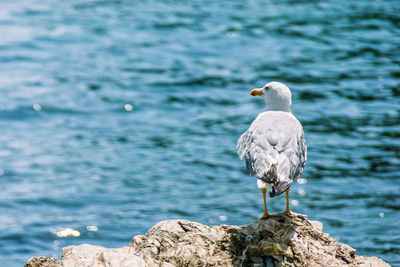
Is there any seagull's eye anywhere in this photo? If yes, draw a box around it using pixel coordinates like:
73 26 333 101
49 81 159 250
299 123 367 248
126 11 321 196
264 86 269 91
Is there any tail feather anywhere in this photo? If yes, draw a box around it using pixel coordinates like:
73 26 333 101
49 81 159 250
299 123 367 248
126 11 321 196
260 164 278 184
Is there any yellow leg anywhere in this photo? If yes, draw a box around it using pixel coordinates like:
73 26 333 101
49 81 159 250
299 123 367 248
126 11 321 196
285 188 291 214
260 188 269 219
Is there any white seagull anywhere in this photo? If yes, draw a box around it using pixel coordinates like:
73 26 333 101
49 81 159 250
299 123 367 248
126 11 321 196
237 81 307 219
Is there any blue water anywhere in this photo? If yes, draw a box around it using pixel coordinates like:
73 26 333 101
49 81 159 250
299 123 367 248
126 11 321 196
0 0 399 266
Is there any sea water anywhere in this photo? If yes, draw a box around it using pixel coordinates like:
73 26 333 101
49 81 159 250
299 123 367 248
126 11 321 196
0 0 399 265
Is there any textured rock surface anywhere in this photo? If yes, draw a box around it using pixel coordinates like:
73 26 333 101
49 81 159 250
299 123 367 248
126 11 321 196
26 213 390 267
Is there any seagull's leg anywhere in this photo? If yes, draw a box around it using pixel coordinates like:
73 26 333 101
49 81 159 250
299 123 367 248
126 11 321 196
260 188 269 219
285 188 291 214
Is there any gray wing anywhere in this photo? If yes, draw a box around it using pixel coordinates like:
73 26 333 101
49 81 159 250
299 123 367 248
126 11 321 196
237 111 307 197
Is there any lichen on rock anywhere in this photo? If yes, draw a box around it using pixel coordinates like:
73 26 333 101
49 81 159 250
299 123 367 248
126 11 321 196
25 213 390 267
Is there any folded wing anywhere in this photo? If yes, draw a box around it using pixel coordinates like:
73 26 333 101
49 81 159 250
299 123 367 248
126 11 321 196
237 111 307 197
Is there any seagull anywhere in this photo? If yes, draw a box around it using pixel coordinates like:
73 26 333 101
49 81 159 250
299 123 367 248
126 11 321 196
237 82 307 219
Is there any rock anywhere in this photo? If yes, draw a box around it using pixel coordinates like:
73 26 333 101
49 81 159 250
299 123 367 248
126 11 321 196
25 213 390 267
25 257 59 267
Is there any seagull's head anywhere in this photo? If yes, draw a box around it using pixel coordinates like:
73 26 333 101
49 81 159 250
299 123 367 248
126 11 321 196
250 81 292 112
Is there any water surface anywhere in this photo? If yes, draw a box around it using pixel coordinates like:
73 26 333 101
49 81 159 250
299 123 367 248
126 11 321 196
0 0 399 265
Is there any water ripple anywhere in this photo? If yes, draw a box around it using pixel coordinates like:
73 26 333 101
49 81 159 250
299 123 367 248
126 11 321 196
0 0 399 266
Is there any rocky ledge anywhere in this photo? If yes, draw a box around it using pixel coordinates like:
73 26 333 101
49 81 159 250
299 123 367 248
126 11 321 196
26 213 390 267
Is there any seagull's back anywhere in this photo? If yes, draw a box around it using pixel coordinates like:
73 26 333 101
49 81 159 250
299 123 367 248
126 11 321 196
237 110 306 197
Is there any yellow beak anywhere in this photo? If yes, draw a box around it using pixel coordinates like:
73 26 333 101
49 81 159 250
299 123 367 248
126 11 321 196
250 88 264 96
